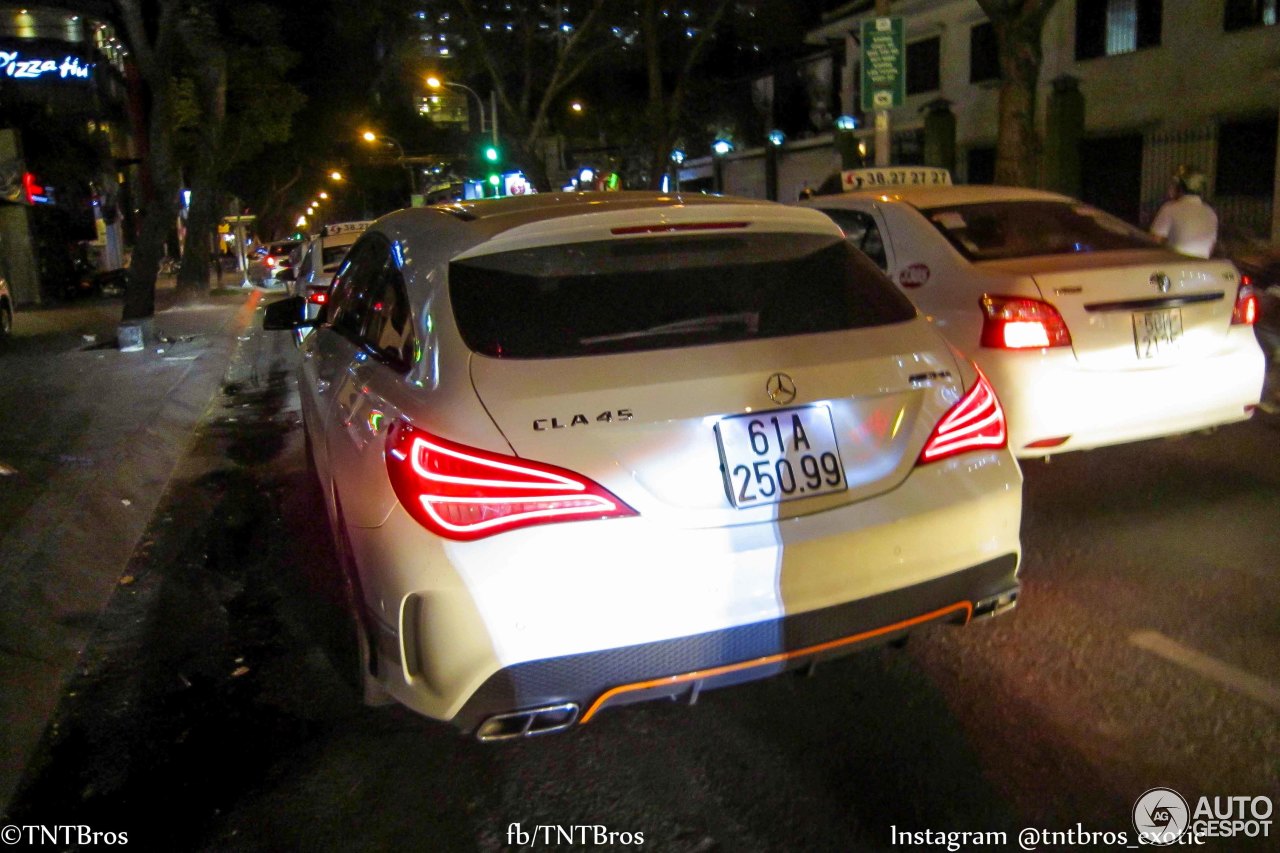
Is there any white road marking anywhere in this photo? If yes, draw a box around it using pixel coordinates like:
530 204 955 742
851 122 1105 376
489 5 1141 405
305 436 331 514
1130 630 1280 713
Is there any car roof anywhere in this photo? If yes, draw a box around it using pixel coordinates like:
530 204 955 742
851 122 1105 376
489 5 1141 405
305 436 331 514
375 191 842 261
804 184 1073 208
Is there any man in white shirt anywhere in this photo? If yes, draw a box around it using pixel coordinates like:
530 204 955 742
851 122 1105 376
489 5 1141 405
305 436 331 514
1150 166 1218 258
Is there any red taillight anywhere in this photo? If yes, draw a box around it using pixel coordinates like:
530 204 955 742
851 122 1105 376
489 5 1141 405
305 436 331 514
307 290 328 305
979 295 1072 349
385 421 637 541
1232 282 1258 326
918 370 1008 464
266 256 276 268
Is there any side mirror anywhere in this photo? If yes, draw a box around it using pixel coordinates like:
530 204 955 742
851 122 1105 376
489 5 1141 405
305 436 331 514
263 295 317 331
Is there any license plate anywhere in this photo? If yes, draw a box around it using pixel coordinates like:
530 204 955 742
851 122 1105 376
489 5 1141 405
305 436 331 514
1132 308 1183 359
715 406 847 508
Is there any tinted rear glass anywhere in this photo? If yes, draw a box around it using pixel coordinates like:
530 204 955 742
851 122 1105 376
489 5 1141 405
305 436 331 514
322 246 350 268
919 200 1159 261
450 232 916 358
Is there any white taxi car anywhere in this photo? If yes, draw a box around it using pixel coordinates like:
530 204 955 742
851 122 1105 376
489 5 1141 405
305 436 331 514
287 221 372 320
800 170 1264 457
264 192 1022 740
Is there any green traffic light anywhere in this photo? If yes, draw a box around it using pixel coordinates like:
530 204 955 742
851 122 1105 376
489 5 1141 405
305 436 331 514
488 174 500 186
484 146 500 163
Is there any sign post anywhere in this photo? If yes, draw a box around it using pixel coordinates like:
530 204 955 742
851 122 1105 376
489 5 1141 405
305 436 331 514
860 16 903 167
223 214 256 288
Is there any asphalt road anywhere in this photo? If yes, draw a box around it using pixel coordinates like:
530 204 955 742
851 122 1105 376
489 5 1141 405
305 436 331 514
5 300 1279 852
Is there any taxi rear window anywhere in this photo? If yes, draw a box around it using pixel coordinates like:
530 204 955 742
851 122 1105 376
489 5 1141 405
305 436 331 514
449 232 916 358
919 200 1159 261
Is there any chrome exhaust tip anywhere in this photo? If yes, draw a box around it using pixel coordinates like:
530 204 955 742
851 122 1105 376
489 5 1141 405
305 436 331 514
476 703 580 742
973 586 1019 619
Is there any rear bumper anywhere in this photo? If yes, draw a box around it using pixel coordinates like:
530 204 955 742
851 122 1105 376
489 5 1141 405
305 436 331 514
977 331 1265 456
452 553 1019 737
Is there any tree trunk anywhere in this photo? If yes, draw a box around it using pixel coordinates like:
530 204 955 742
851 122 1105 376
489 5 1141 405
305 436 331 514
178 177 220 296
643 0 669 189
992 16 1043 187
118 0 181 323
177 43 228 297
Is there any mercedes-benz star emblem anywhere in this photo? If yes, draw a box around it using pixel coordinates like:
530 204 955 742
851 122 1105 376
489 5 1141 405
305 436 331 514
766 372 797 405
1151 272 1171 293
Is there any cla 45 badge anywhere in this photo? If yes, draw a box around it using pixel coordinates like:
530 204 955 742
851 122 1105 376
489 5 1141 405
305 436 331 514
533 409 634 431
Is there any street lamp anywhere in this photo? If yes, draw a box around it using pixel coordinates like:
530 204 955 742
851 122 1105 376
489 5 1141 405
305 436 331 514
711 138 733 194
766 130 785 201
426 75 498 147
670 148 686 192
360 130 416 198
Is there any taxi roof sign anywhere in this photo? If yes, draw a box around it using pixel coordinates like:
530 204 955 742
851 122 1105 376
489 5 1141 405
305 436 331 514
841 167 951 192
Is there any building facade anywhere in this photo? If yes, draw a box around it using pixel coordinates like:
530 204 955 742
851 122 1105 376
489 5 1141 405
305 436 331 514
0 3 136 304
690 0 1280 245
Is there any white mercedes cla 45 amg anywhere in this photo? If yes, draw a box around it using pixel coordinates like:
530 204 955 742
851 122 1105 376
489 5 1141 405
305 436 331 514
264 192 1023 740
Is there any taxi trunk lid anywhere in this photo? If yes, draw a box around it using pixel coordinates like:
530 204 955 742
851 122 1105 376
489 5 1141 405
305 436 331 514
982 250 1241 369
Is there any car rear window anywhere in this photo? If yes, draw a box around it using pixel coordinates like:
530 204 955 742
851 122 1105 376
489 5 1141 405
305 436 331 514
919 200 1159 261
269 243 298 257
449 232 916 358
322 246 350 268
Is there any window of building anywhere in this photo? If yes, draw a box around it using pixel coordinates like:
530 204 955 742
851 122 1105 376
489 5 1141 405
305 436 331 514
1224 0 1277 30
970 22 999 84
1076 0 1162 59
1216 117 1278 197
906 36 940 96
967 147 996 185
14 9 36 38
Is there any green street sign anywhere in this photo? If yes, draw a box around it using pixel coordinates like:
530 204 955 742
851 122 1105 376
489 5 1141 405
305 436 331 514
860 17 905 112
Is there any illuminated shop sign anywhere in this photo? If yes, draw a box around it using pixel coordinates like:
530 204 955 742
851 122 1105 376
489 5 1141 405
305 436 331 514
0 50 94 81
22 172 53 205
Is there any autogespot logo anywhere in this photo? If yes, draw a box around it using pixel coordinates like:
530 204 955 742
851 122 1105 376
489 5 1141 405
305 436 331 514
1134 787 1190 845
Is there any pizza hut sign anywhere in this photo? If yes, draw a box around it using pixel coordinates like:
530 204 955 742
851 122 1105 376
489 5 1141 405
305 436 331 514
899 263 931 288
0 50 94 81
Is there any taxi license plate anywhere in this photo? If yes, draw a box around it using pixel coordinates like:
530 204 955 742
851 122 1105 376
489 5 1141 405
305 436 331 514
715 406 847 508
1132 308 1183 359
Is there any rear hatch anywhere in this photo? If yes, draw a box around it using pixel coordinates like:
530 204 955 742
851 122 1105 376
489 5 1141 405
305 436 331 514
983 250 1240 369
452 222 969 529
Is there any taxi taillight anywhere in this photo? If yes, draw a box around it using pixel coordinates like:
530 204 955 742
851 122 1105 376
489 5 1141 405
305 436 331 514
1231 281 1258 326
980 295 1072 350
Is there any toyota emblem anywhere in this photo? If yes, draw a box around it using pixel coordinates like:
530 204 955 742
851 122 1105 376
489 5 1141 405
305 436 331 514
766 372 797 405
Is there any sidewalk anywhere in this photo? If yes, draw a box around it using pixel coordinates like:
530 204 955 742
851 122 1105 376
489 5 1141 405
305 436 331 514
0 279 266 808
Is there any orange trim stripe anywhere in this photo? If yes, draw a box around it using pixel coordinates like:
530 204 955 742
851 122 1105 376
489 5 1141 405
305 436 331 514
579 601 973 724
